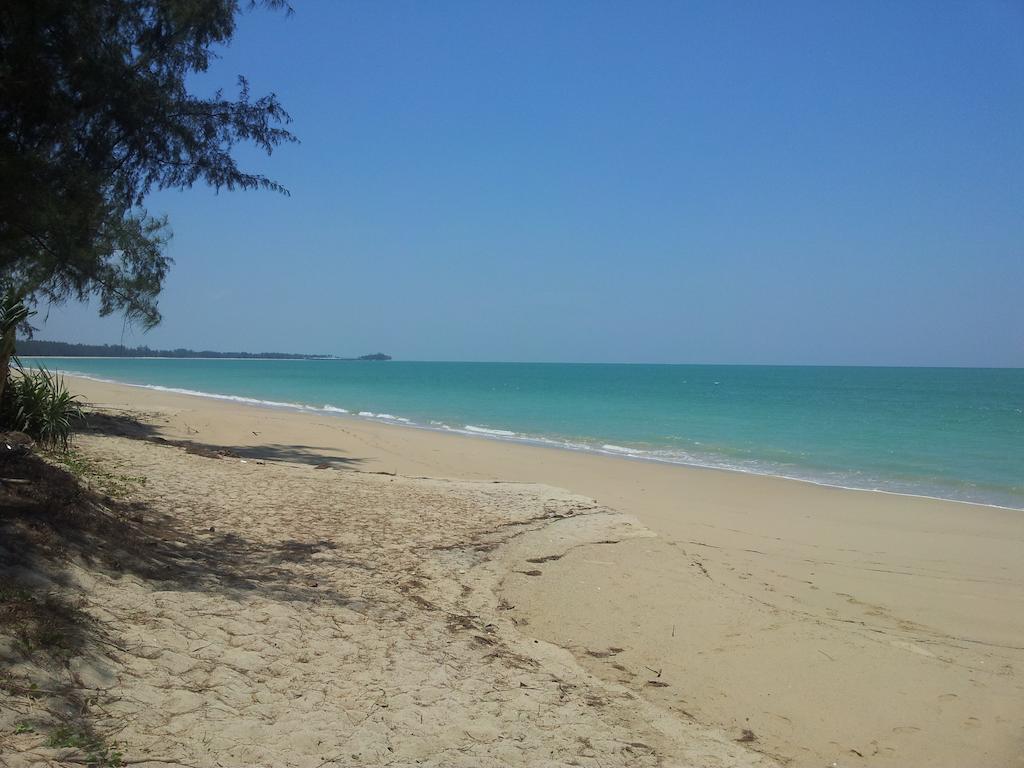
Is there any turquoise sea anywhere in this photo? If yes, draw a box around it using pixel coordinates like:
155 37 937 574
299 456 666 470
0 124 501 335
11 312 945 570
23 358 1024 510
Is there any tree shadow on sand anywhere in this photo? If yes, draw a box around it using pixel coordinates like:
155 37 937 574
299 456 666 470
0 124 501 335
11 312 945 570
0 430 374 759
0 441 367 611
80 409 364 469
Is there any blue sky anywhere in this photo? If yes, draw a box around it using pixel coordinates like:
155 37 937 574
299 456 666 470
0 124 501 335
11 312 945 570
34 0 1024 365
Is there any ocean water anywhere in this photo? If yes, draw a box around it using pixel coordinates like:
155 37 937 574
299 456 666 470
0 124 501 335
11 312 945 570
22 358 1024 509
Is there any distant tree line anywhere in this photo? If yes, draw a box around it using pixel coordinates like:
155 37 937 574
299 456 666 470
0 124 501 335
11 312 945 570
17 339 391 361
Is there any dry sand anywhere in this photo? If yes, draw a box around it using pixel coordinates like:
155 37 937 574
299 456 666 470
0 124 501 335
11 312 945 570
4 374 1022 767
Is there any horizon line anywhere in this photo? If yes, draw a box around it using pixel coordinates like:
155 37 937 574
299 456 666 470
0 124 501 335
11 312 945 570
21 354 1023 370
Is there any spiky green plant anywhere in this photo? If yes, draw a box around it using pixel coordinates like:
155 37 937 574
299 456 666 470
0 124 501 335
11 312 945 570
2 366 83 450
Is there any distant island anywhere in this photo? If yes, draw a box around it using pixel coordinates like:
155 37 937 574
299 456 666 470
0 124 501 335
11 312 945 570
17 339 391 361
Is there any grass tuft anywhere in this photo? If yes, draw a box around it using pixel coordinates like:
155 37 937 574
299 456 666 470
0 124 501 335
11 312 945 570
51 447 147 499
46 723 123 766
0 585 92 662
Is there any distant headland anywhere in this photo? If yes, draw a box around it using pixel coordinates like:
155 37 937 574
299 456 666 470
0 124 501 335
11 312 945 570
17 339 391 361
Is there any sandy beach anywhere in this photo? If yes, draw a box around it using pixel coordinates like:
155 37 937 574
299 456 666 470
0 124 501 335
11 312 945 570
3 374 1022 767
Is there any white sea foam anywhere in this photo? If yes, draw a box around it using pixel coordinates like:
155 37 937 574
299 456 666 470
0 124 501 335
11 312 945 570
601 444 640 454
145 385 302 410
463 425 517 437
358 411 410 423
46 369 351 418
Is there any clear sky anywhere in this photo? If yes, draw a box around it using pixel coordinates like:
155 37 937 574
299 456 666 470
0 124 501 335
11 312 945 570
33 0 1024 365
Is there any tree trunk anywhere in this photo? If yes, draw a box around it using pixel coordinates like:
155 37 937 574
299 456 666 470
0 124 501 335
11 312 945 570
0 326 14 408
0 294 30 412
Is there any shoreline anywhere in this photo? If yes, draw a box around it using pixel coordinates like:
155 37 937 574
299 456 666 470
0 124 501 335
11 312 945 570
55 373 1024 767
42 369 1024 512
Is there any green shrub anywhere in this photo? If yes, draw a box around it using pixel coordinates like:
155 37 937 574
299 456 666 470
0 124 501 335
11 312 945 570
2 366 83 450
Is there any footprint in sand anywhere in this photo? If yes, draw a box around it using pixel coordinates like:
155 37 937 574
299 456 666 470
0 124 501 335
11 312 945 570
892 725 921 734
938 693 958 702
585 647 624 659
526 554 563 564
889 639 935 658
963 717 981 729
